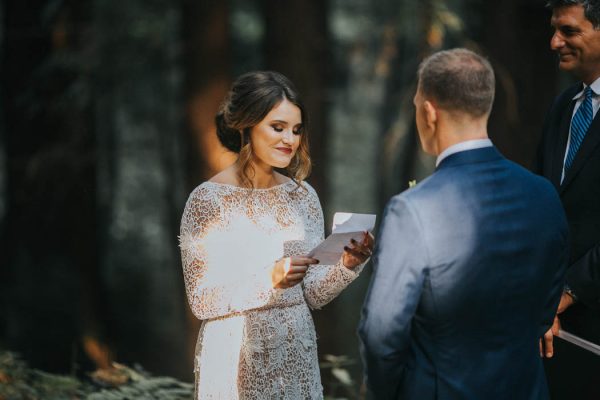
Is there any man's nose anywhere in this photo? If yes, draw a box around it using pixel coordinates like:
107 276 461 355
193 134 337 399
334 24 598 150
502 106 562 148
550 32 564 50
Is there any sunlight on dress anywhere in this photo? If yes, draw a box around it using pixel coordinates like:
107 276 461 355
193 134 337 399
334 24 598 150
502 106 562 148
179 180 364 399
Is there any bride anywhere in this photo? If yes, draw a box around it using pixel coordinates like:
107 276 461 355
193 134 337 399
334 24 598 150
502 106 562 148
179 71 374 399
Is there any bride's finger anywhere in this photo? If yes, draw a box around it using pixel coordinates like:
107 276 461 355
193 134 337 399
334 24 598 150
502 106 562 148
286 273 306 281
348 241 372 257
282 257 292 274
344 246 367 260
354 246 372 257
351 238 370 249
288 265 308 274
291 256 319 265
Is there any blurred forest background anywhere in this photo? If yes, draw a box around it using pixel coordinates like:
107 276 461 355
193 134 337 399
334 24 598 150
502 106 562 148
0 0 573 396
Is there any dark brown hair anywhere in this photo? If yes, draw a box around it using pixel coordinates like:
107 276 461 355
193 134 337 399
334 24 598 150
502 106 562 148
547 0 600 27
216 71 311 188
418 48 495 118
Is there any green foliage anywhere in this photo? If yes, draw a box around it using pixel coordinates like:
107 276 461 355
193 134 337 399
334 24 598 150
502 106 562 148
0 352 88 400
0 351 361 399
0 352 193 400
320 354 361 400
87 376 193 400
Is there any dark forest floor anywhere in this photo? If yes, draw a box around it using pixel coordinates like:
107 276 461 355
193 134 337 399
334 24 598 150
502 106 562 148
0 352 193 400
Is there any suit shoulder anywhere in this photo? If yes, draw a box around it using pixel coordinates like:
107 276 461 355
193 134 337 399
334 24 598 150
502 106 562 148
385 177 435 213
505 159 553 188
384 191 411 212
381 193 424 239
549 83 581 112
560 82 582 98
505 160 566 214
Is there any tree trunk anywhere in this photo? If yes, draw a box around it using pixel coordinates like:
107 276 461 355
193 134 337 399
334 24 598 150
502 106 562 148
0 0 98 372
0 0 7 346
262 0 330 196
94 0 188 379
182 0 235 187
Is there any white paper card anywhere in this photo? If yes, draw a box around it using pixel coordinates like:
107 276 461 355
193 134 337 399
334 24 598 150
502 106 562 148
308 212 376 265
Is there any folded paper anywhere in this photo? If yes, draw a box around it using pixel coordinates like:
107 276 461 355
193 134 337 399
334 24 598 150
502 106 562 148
308 212 376 265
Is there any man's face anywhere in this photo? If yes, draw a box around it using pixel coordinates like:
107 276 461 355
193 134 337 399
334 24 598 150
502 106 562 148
551 5 600 83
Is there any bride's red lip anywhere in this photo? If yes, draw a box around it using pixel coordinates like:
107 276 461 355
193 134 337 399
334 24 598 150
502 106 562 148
276 147 292 154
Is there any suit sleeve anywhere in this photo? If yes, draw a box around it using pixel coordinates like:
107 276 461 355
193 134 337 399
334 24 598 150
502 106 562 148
358 195 429 400
566 245 600 309
536 87 600 310
540 230 569 335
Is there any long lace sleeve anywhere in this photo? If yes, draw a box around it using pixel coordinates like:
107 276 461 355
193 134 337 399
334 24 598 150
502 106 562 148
179 185 275 320
301 186 366 310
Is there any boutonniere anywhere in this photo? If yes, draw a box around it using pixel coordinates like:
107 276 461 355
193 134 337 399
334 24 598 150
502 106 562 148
408 180 417 188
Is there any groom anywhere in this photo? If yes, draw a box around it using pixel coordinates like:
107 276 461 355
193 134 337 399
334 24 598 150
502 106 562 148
358 48 569 399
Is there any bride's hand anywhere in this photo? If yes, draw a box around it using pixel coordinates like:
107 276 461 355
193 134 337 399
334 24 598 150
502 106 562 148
272 256 318 289
342 231 375 269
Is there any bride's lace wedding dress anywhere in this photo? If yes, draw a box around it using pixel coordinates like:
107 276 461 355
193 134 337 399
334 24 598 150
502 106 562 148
179 180 364 399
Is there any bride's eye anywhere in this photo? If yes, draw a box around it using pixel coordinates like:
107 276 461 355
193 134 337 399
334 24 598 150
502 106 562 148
272 125 283 132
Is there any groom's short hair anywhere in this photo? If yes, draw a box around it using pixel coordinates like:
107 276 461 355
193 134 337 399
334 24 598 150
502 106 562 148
417 48 495 118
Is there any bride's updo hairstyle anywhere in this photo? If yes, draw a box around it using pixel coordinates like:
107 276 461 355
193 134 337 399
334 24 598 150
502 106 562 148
216 71 311 188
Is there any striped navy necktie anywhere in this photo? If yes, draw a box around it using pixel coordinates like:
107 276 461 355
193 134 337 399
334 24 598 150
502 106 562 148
565 86 594 172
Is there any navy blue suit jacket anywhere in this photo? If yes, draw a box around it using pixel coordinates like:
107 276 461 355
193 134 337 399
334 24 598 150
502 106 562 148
536 82 600 343
359 146 569 399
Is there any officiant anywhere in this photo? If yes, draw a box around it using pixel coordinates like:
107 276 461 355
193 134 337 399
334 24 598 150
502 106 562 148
536 1 600 398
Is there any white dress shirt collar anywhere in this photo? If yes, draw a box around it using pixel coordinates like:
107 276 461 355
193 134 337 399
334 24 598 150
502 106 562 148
572 77 600 100
436 138 493 167
561 77 600 183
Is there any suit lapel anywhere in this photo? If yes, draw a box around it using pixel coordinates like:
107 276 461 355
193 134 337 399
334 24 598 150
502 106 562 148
561 108 600 193
550 100 575 189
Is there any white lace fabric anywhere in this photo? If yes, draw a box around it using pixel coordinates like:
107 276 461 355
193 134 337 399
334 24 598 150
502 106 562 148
179 180 364 399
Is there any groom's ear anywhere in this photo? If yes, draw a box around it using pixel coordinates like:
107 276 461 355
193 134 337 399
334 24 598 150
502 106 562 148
423 100 437 130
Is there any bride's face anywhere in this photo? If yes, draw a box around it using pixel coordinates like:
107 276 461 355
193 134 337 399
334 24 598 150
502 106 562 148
250 98 303 169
